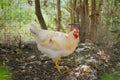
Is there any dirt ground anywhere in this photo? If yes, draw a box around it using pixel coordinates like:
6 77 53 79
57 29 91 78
0 41 120 80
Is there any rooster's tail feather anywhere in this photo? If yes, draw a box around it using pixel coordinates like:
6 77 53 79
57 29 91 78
30 24 40 36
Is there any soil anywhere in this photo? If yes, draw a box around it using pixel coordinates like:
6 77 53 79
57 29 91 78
0 41 120 80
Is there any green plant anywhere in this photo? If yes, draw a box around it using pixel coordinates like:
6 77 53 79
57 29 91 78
0 64 12 80
99 73 115 80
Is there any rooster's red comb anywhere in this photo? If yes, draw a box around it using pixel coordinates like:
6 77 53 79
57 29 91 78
75 26 79 32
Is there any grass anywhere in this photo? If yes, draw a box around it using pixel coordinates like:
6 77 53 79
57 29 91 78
99 73 115 80
0 64 12 80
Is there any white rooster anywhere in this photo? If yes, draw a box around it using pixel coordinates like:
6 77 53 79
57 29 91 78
30 25 79 72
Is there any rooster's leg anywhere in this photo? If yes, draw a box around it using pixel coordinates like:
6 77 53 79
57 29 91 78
54 60 61 72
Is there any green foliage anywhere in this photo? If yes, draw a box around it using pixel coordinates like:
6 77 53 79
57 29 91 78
0 0 35 24
41 0 70 29
0 0 35 42
0 64 12 80
99 73 115 80
102 0 120 24
0 0 120 42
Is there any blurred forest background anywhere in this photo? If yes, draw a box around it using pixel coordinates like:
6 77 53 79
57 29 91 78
0 0 120 80
0 0 120 45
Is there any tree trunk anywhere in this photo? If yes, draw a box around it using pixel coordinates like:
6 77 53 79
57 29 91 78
90 0 102 42
57 0 61 31
84 0 90 42
90 0 96 41
80 0 89 43
97 0 103 23
70 0 76 30
35 0 47 29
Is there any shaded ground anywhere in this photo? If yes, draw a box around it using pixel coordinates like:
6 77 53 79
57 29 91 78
0 41 120 80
